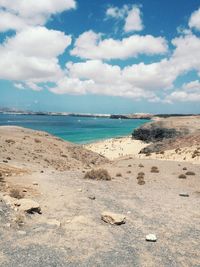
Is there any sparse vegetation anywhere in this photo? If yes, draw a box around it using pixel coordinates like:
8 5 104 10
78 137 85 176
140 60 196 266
183 167 187 170
116 172 122 177
128 164 132 167
138 164 144 168
9 188 25 199
151 166 159 173
138 178 145 185
127 170 131 174
84 169 111 181
185 171 195 176
178 174 187 179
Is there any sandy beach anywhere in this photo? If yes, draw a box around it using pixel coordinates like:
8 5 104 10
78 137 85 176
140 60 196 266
85 136 200 164
84 136 148 160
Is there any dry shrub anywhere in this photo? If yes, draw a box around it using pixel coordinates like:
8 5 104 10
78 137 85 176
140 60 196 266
9 188 25 199
178 174 187 179
116 172 122 177
185 171 195 176
137 177 145 185
84 169 111 181
127 170 131 174
128 165 132 167
183 167 187 170
151 166 159 173
138 164 144 168
138 172 145 176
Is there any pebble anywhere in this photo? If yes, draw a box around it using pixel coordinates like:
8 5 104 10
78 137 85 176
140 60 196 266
146 234 157 242
17 231 26 236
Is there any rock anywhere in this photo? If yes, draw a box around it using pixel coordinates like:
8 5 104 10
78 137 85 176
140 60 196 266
101 212 126 225
78 189 82 192
17 230 26 236
88 195 96 200
47 219 61 227
16 199 41 214
179 193 189 197
146 234 157 242
22 189 27 192
32 182 38 186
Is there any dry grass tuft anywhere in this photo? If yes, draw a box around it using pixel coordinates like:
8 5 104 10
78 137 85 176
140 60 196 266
84 169 111 181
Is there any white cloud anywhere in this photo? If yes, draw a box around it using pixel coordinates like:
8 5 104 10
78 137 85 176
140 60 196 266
71 30 168 60
0 27 71 82
106 5 128 19
106 5 143 32
0 0 76 31
124 6 143 32
189 7 200 31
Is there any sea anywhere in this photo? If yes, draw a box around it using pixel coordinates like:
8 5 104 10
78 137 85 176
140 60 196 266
0 114 149 144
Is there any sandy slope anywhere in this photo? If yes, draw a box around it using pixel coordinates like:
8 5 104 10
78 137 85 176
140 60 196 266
0 126 200 267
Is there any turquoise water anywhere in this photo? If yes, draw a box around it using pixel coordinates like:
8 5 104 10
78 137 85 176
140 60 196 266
0 114 149 144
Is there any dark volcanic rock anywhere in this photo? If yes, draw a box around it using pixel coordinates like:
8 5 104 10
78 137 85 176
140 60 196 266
133 126 181 143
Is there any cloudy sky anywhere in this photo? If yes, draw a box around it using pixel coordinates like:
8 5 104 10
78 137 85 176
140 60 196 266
0 0 200 114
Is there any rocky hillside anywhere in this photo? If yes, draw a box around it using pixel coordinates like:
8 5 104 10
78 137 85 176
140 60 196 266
0 126 108 171
132 116 200 143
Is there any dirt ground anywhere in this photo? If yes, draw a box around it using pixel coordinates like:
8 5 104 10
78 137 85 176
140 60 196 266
0 126 200 267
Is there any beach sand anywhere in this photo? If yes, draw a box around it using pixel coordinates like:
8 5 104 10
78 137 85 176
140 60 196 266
85 136 200 164
84 136 148 160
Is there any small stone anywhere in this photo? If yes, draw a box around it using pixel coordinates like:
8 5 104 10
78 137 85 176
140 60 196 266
179 193 189 197
16 199 41 214
78 189 82 192
146 234 157 242
101 211 126 225
17 231 26 236
88 195 96 200
47 219 61 227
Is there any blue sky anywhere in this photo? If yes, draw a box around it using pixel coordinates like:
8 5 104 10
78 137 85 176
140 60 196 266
0 0 200 114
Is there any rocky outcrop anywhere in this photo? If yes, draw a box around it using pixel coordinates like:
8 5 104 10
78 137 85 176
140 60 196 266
133 126 181 143
132 116 200 143
133 116 200 154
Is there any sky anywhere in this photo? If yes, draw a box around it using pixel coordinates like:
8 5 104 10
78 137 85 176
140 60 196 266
0 0 200 114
